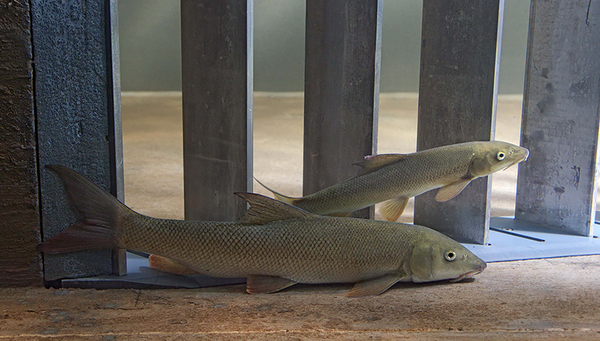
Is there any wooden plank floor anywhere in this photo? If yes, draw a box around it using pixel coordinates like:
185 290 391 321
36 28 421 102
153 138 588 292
2 255 600 339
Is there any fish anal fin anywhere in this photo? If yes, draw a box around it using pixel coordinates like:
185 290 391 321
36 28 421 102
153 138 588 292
354 154 407 176
148 254 200 275
378 197 409 222
246 275 297 294
235 193 314 225
253 178 298 205
346 273 405 298
435 178 472 202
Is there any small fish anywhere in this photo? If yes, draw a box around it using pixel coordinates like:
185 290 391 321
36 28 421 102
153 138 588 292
40 165 486 297
257 141 529 221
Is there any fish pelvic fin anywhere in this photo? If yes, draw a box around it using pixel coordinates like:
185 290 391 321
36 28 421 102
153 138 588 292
354 154 407 176
148 254 201 275
253 177 298 205
246 275 297 294
435 178 472 202
378 196 409 222
39 165 132 254
235 192 314 225
346 273 405 297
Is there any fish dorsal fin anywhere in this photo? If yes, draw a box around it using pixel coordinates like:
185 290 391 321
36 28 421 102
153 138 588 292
435 178 472 202
246 275 297 294
235 192 314 225
378 196 409 222
354 154 407 176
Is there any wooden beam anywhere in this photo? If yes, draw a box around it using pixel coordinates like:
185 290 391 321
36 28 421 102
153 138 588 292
181 0 253 222
33 0 125 282
0 0 43 287
303 0 382 219
414 0 504 244
515 0 600 236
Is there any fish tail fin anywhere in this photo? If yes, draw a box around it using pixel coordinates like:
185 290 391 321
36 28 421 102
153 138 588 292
39 165 133 254
253 177 299 205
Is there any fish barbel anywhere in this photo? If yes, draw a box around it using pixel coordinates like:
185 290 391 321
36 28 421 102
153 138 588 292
40 165 486 297
257 141 529 221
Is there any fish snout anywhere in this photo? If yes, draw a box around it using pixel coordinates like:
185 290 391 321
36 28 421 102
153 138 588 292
449 257 486 283
518 147 530 162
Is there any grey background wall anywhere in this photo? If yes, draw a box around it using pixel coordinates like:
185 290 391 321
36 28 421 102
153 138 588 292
118 0 529 94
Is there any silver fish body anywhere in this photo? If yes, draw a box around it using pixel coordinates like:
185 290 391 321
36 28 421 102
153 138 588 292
258 141 529 221
40 165 486 297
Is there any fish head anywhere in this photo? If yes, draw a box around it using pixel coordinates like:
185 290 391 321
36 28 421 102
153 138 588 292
409 230 486 283
468 141 529 178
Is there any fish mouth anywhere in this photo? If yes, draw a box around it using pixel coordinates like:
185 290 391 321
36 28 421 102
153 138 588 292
449 270 484 283
501 151 530 172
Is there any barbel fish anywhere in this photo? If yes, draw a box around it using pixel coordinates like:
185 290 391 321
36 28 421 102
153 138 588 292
40 165 486 297
257 141 529 221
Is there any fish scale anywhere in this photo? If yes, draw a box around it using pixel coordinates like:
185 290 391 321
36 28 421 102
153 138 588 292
297 145 475 213
118 214 412 283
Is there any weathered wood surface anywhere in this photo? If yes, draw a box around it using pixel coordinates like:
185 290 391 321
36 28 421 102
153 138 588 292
32 0 124 281
414 0 504 244
0 0 42 287
303 0 382 219
515 0 600 236
181 1 253 222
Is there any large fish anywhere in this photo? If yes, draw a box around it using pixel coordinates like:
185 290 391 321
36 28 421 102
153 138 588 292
40 165 486 297
257 141 529 221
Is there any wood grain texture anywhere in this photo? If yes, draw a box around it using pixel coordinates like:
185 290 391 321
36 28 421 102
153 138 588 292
303 0 382 219
181 0 253 222
32 0 125 281
515 0 600 236
414 0 503 244
0 0 43 287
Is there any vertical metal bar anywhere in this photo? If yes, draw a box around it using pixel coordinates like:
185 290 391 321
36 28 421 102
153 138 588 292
303 0 382 219
106 0 126 276
414 0 504 244
181 0 253 222
32 0 124 281
0 0 43 286
515 0 600 237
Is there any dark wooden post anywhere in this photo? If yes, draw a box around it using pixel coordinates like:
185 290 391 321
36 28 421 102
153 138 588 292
181 1 253 221
0 0 42 286
414 0 505 244
33 0 124 282
515 0 600 236
303 0 382 219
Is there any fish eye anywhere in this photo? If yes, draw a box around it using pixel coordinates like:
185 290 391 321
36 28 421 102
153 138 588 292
445 250 457 261
496 151 506 161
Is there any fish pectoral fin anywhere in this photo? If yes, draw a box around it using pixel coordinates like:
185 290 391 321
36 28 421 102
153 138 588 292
246 275 298 294
435 178 472 202
148 254 200 275
379 197 409 222
346 273 405 298
235 193 314 225
354 154 407 176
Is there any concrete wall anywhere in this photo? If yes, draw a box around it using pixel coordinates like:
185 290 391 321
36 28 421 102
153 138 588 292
118 0 529 94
